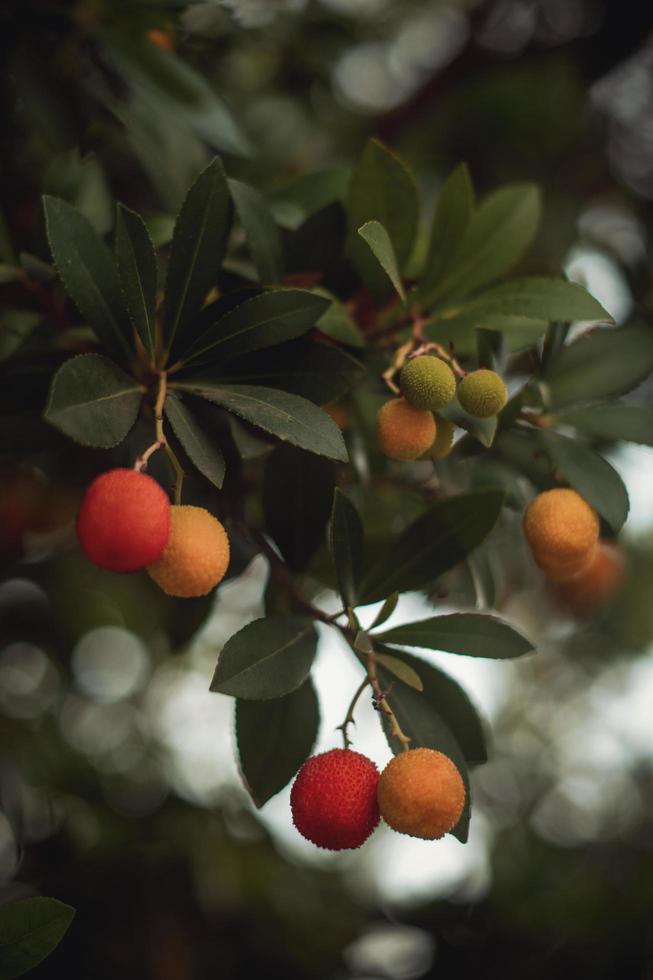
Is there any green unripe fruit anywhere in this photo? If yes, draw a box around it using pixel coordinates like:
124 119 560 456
457 369 507 418
424 416 455 459
400 355 456 411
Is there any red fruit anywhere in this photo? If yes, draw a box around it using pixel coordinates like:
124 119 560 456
290 748 380 851
76 468 171 573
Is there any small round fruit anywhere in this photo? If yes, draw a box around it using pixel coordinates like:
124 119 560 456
400 355 456 411
376 398 437 461
147 505 230 598
377 748 465 840
77 469 171 573
323 401 350 430
290 748 380 851
423 416 455 460
534 543 597 584
523 488 599 569
457 369 507 418
556 542 626 616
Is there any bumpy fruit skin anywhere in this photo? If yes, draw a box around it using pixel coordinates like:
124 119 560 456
147 505 230 598
376 398 437 461
290 748 380 850
400 356 456 411
457 369 507 418
523 488 599 576
378 748 465 840
77 469 171 573
424 416 455 460
556 542 626 616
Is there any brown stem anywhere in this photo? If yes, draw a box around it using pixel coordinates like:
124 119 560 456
336 678 370 749
364 642 411 751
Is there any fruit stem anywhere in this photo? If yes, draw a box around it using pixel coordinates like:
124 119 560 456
136 371 186 504
363 641 411 752
336 677 370 749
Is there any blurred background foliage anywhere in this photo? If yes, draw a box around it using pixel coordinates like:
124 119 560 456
2 0 653 977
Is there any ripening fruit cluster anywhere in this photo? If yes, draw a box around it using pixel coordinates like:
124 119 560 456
523 488 625 616
376 356 507 461
75 468 230 598
290 747 465 850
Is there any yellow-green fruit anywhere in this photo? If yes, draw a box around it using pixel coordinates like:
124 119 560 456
400 355 456 411
147 505 230 598
377 748 465 840
457 369 507 418
376 398 437 461
424 416 455 459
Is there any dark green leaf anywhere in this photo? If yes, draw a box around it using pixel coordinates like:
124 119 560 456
540 429 629 532
476 328 504 371
557 402 653 446
439 397 498 448
236 678 319 807
164 157 232 356
315 293 365 348
115 203 158 358
545 324 653 408
0 311 41 363
263 445 335 570
228 178 283 283
43 195 131 360
419 162 474 298
164 392 225 489
271 167 350 226
180 289 330 367
375 652 423 691
210 615 317 699
328 489 364 608
215 337 364 405
44 354 143 448
369 592 399 630
357 221 406 301
377 613 534 659
425 183 541 307
359 490 504 604
347 139 418 297
426 310 547 355
173 382 348 461
453 277 611 323
0 896 75 980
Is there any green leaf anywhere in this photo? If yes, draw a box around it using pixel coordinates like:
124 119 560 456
357 221 406 301
314 290 364 347
44 354 143 448
347 139 418 297
557 403 653 446
375 652 423 691
377 613 534 659
425 183 541 307
228 178 283 284
179 289 330 367
216 338 364 405
271 167 350 226
210 615 317 699
359 490 504 604
0 896 75 979
452 276 611 323
164 157 232 356
419 162 474 297
540 429 629 532
173 382 348 461
115 203 158 358
545 324 653 408
43 195 131 360
439 397 498 448
369 592 399 630
328 489 364 609
263 445 335 571
426 310 547 355
0 310 41 363
236 678 320 807
164 392 225 489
